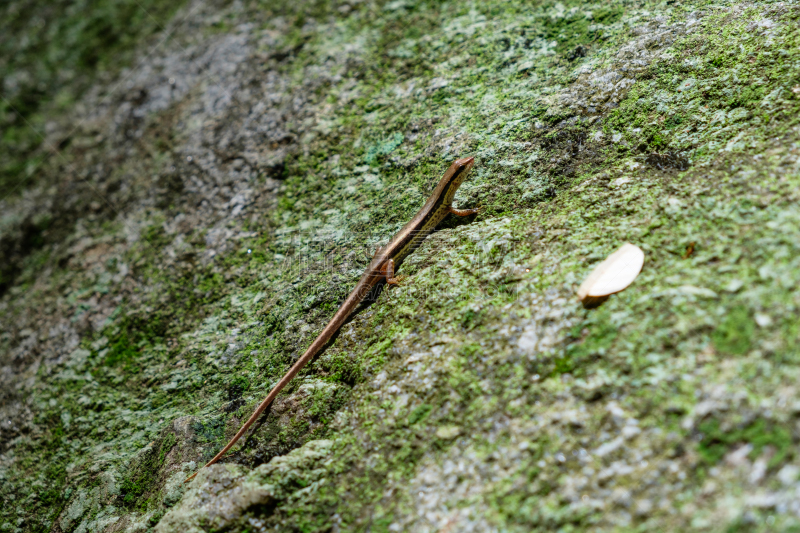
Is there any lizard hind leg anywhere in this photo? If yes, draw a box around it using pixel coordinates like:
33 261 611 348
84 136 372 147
381 259 407 285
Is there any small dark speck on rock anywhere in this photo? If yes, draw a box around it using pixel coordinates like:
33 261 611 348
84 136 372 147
568 45 587 61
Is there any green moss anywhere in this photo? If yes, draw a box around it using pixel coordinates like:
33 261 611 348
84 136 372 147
539 4 623 55
191 417 226 445
562 310 618 376
712 305 754 355
407 404 433 425
120 431 177 508
104 332 140 367
698 418 792 469
320 350 363 386
604 5 800 159
363 132 405 165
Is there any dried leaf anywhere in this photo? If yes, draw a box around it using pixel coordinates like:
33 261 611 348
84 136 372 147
578 243 644 307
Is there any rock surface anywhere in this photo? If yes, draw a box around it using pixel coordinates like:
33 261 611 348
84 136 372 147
1 0 800 531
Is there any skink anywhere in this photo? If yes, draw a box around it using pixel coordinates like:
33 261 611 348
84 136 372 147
186 156 477 482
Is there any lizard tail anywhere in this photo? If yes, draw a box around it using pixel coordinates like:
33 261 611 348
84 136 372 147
183 279 374 484
182 342 320 484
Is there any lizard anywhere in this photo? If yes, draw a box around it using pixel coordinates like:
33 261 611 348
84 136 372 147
185 156 478 483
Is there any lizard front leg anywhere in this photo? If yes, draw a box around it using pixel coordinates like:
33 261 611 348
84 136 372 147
448 206 480 217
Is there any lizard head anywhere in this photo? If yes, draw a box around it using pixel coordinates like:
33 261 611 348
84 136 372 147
435 156 475 207
447 156 475 189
